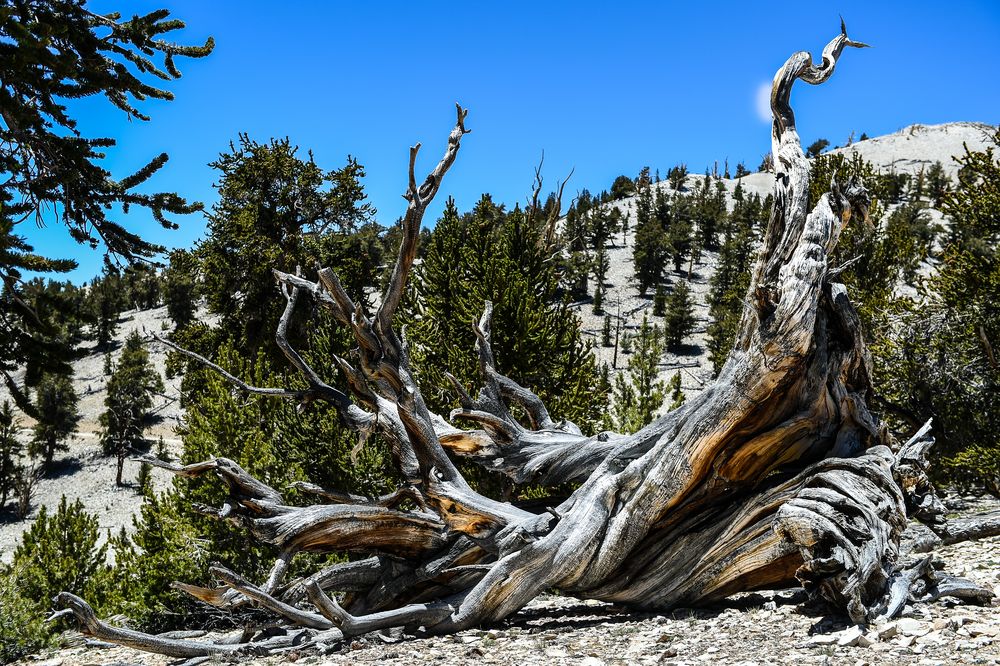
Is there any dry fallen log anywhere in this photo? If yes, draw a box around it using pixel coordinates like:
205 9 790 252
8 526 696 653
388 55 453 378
57 25 994 657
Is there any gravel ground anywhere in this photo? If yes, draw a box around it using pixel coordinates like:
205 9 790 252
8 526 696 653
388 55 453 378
15 497 1000 666
0 305 192 562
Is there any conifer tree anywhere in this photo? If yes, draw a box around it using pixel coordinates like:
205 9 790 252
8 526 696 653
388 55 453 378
163 249 198 329
806 138 830 157
633 181 668 295
706 184 763 373
0 400 21 509
88 265 126 348
100 331 164 486
8 496 109 622
29 373 80 468
197 136 376 357
610 175 636 200
874 131 1000 490
926 161 950 206
0 3 211 404
609 315 665 432
408 195 607 435
668 164 689 190
693 174 727 251
653 284 667 317
668 371 685 410
663 281 696 351
666 194 694 272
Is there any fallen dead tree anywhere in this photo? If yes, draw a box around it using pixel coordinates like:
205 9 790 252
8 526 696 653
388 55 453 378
54 24 996 658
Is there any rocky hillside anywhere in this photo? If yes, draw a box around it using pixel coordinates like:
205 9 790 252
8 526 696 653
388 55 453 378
568 121 997 412
0 306 206 562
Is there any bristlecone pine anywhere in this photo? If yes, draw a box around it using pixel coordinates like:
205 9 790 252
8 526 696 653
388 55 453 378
53 24 997 658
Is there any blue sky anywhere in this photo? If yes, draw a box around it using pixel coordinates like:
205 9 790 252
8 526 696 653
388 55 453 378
23 0 1000 283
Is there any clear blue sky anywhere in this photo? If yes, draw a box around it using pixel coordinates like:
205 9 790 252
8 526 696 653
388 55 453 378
25 0 1000 283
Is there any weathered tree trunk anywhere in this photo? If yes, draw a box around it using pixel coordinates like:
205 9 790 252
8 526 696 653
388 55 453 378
57 26 993 657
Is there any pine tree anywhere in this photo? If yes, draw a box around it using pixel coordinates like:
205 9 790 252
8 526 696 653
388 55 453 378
926 161 950 206
163 249 199 329
874 130 1000 491
668 164 689 190
9 496 109 616
693 175 727 251
100 331 164 486
602 315 613 347
664 281 696 351
0 4 211 409
706 185 763 374
610 315 665 432
610 175 636 200
30 373 80 467
197 136 376 357
633 182 668 295
407 195 607 436
668 371 685 410
88 264 127 349
0 400 21 509
806 138 830 157
653 284 667 317
667 194 694 273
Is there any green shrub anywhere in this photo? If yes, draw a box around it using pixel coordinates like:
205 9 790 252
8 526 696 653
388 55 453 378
0 569 54 664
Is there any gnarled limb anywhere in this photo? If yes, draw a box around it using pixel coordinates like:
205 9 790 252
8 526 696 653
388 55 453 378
59 28 996 659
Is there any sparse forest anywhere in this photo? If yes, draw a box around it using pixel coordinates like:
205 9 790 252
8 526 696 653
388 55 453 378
0 3 998 665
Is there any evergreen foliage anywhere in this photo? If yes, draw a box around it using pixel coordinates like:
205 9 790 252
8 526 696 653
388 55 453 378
0 400 20 510
1 496 112 658
10 495 108 607
663 281 696 351
632 182 668 295
0 2 210 412
0 570 53 663
667 164 689 190
197 135 377 357
806 138 830 157
668 371 685 410
100 331 164 486
609 315 664 432
666 194 694 273
706 185 767 374
163 249 198 329
407 194 607 436
873 131 1000 492
29 372 80 467
653 284 667 317
610 175 636 200
87 264 127 348
693 175 727 251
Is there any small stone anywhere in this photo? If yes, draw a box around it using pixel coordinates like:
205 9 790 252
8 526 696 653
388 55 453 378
967 623 1000 637
897 618 930 637
837 626 865 647
932 618 950 631
809 634 838 646
877 623 898 640
763 601 777 611
916 630 944 645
